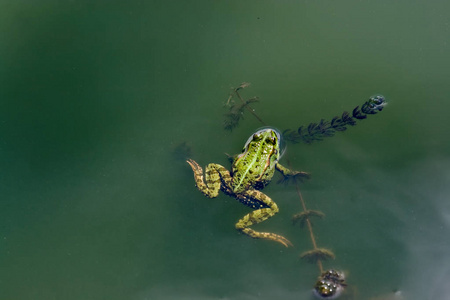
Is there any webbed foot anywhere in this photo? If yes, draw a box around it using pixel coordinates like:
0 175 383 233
276 163 310 184
186 159 220 198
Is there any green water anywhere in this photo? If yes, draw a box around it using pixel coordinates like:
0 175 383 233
1 1 450 299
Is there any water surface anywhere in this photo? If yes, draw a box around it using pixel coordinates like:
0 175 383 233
1 1 449 300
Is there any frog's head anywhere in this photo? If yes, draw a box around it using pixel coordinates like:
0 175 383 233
241 127 282 162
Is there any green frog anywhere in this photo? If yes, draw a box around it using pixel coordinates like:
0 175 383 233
187 128 309 247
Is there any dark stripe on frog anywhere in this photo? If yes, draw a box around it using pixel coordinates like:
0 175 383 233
235 194 270 209
220 174 232 180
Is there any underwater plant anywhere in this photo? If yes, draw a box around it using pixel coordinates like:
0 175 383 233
292 209 325 227
282 95 386 144
223 82 265 131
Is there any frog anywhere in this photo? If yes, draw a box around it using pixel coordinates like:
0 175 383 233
187 127 309 247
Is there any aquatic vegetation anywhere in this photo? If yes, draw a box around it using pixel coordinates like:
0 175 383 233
283 95 387 144
223 82 386 145
285 167 332 274
223 82 264 131
292 209 325 227
301 248 336 263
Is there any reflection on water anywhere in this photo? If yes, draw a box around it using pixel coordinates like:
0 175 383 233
395 159 450 300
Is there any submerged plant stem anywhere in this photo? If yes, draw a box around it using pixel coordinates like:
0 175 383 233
291 166 323 274
235 89 267 126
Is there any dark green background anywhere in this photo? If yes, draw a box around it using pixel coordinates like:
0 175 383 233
1 1 449 299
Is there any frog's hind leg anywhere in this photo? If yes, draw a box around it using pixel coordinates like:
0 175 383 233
187 159 230 198
235 190 292 247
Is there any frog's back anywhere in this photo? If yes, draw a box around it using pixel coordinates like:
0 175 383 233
231 146 276 193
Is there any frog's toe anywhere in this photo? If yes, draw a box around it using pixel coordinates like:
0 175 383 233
272 234 293 247
186 159 201 171
239 228 293 247
260 232 293 247
296 171 310 179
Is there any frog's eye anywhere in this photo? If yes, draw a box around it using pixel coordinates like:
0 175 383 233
253 133 262 140
265 137 277 145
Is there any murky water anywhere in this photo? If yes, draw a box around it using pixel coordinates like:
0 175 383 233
1 1 449 300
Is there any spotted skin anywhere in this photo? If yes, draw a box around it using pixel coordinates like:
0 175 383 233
186 128 309 247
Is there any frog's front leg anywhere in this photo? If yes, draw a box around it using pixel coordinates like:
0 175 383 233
235 190 292 247
187 159 232 198
276 163 310 182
